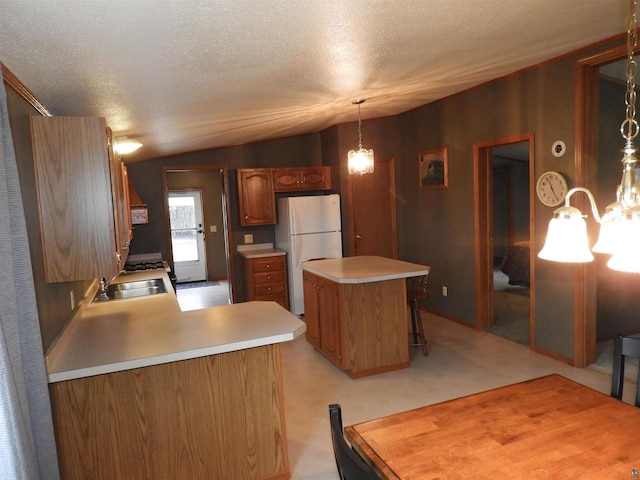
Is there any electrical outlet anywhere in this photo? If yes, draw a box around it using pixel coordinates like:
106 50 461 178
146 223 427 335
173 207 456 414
70 290 75 310
442 286 448 297
244 234 254 244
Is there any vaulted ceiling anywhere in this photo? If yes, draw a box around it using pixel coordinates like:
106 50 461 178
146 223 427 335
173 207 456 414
0 0 632 161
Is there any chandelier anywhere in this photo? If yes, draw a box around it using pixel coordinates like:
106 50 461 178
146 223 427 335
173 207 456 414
538 0 640 273
347 99 374 175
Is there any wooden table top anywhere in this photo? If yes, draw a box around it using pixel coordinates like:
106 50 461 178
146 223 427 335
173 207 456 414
344 375 640 479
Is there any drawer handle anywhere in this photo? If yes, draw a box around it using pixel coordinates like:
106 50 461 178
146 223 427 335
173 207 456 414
266 264 271 268
267 287 271 291
267 275 272 280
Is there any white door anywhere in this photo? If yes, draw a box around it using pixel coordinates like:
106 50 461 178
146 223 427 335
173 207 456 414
169 190 207 282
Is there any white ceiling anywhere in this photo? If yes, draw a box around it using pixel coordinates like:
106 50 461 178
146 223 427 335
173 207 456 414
0 0 632 162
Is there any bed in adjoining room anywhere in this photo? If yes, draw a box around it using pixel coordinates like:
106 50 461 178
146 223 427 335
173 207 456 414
500 241 530 287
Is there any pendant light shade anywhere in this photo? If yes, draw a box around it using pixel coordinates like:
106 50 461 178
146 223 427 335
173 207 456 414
538 206 594 263
348 148 374 175
347 99 374 175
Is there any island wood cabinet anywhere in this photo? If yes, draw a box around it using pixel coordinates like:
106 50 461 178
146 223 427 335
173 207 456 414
242 254 289 309
50 344 291 480
237 168 277 226
302 270 410 378
237 166 331 226
30 116 131 283
302 271 342 367
273 166 331 191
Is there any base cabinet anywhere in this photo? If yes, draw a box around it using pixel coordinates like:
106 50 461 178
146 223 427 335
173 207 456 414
51 345 290 480
242 255 289 309
302 271 409 378
302 271 341 366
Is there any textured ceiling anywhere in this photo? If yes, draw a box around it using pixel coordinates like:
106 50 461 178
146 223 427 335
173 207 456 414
0 0 632 162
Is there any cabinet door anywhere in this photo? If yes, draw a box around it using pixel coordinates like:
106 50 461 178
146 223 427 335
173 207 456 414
302 271 320 349
299 166 331 190
31 116 119 282
273 168 300 191
237 169 276 225
107 130 131 269
317 276 342 366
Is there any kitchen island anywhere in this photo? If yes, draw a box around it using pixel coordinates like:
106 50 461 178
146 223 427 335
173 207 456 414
46 269 305 480
301 256 430 378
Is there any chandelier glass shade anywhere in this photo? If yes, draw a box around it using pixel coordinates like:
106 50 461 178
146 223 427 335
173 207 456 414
538 0 640 273
347 99 374 175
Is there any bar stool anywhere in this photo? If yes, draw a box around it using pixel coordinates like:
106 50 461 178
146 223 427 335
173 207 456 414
407 275 429 356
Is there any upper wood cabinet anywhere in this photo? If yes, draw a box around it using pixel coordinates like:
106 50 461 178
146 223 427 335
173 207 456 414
237 168 276 226
273 166 331 191
238 166 332 226
30 116 131 282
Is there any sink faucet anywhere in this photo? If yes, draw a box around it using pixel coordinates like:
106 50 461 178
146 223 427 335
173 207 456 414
97 271 126 297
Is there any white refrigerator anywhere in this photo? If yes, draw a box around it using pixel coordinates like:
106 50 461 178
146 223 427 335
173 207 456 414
275 194 343 315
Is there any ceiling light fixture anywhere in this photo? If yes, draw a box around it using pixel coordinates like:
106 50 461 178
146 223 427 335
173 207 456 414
347 99 374 175
114 136 143 155
538 0 640 273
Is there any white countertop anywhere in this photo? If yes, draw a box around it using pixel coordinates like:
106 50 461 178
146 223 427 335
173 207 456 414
237 243 286 259
46 270 305 383
301 256 430 284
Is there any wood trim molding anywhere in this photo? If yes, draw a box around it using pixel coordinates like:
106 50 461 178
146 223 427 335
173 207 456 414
1 62 52 117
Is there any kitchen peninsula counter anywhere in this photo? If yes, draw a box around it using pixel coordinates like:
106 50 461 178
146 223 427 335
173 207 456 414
301 256 430 378
47 269 304 480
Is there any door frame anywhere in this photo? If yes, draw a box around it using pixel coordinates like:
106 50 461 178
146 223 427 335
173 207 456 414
473 133 534 341
573 43 628 366
168 188 208 282
347 156 398 258
162 165 236 302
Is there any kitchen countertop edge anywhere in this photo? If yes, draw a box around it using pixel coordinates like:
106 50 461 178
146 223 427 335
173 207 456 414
46 270 306 384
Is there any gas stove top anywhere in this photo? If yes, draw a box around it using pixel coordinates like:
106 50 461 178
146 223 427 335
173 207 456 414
124 261 169 272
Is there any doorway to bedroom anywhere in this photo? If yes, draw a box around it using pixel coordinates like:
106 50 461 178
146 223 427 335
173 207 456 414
474 135 532 347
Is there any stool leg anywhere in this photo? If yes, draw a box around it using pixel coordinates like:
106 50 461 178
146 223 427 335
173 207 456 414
415 306 428 356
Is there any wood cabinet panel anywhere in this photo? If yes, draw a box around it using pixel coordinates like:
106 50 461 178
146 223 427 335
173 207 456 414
302 271 320 348
302 271 409 377
242 255 289 309
237 168 276 226
30 116 122 282
51 345 290 480
302 271 341 366
273 166 331 191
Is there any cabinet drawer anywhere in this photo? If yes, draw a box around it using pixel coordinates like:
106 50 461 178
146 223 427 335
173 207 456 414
254 270 285 285
251 257 285 273
255 293 288 307
255 283 285 296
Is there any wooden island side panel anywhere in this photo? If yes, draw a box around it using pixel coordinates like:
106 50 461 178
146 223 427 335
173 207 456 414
51 344 290 480
341 278 409 377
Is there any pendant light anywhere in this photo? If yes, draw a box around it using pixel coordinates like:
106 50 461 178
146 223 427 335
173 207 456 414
538 0 640 273
347 99 374 175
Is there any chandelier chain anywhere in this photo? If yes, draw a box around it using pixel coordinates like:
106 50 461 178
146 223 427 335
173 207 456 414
623 0 639 141
357 102 363 150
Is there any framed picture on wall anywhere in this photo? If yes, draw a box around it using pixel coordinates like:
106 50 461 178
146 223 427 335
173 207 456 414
419 148 448 189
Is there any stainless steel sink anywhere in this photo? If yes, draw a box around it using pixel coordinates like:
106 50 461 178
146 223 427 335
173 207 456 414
93 278 167 302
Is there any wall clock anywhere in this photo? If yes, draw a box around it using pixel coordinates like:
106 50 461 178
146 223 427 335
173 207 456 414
536 171 568 207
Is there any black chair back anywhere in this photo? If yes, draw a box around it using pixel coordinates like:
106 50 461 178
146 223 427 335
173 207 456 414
610 335 640 407
329 404 378 480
